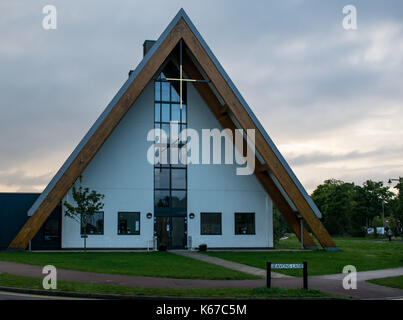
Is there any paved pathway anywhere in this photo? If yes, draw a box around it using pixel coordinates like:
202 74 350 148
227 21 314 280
312 267 403 281
172 250 291 279
172 251 403 299
1 259 403 299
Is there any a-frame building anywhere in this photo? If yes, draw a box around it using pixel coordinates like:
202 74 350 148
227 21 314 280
9 9 337 250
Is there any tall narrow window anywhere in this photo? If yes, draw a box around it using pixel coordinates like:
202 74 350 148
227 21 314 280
235 212 255 235
154 61 187 215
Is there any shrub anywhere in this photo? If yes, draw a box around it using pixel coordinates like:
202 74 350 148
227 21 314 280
350 226 367 237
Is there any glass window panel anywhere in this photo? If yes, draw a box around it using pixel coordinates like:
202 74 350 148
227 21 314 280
179 145 187 166
201 213 222 235
160 146 170 165
170 146 179 166
154 123 161 143
170 122 180 145
81 212 104 235
171 169 186 189
161 82 170 101
154 145 169 166
180 125 187 143
235 213 255 235
154 103 160 122
171 191 187 209
43 218 59 241
171 83 180 102
154 168 170 189
161 103 170 122
155 82 161 101
181 104 187 123
118 212 140 235
170 147 186 167
155 190 170 208
171 103 181 122
162 123 170 142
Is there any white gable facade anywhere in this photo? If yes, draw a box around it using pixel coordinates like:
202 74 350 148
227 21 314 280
61 80 273 249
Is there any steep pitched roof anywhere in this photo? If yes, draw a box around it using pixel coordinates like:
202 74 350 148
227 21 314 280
10 9 336 250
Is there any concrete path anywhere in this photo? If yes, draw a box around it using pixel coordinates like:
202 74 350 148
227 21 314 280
0 261 264 289
172 250 291 279
1 259 403 299
172 251 403 299
312 267 403 281
269 277 403 300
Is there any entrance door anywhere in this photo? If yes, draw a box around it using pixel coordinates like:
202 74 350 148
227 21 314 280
155 216 186 249
171 217 186 249
155 217 170 249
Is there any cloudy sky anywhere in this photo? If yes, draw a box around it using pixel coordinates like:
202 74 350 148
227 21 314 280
1 0 402 193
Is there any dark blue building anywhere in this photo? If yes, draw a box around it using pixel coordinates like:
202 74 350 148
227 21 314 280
0 193 61 250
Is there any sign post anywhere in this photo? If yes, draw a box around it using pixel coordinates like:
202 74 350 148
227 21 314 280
267 262 308 289
303 261 308 289
266 262 271 289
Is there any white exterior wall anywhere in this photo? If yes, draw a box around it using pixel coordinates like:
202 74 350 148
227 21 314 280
61 83 155 248
187 84 273 248
61 81 273 248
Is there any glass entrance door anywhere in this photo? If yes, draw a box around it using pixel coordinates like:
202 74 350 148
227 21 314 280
155 216 186 249
171 216 186 249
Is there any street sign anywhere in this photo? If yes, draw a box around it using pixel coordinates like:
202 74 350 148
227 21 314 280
267 261 308 289
271 263 304 269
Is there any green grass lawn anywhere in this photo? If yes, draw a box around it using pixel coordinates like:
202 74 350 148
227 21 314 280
0 251 257 280
0 273 333 298
368 275 403 290
204 236 403 276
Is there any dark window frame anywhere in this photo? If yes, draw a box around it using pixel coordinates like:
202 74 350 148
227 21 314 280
200 212 222 235
154 65 188 213
234 212 255 235
117 211 141 235
80 211 104 235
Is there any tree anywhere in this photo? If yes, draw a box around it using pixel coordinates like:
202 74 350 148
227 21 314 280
354 180 393 230
386 214 399 237
393 180 403 230
311 179 356 235
311 179 395 237
272 206 291 244
63 176 105 252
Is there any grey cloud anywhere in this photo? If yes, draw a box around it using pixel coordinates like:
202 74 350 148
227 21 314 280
0 170 52 188
1 0 403 191
287 146 403 167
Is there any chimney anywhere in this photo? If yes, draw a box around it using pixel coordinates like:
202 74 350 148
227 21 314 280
143 40 156 57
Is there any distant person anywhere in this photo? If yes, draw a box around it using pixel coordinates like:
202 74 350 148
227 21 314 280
387 229 392 241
